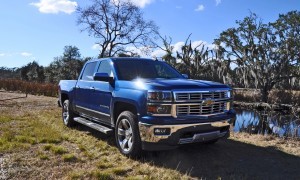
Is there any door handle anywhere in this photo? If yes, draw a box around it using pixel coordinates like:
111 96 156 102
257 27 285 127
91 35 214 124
90 87 95 90
76 85 80 89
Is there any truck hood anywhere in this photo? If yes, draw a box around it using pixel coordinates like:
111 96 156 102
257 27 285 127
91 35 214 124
144 78 229 90
117 78 230 91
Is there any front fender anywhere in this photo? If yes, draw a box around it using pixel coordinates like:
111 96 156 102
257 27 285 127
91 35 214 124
112 88 147 116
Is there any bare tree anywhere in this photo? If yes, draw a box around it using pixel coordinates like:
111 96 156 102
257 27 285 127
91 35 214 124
77 0 158 58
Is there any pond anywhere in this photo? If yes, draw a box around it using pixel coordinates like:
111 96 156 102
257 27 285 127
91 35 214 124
233 108 300 138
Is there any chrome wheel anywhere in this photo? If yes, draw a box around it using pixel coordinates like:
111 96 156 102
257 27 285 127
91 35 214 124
62 101 70 125
62 99 75 127
115 111 142 157
117 118 133 152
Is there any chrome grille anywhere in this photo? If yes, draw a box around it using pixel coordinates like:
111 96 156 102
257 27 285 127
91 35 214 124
176 101 226 116
175 91 226 101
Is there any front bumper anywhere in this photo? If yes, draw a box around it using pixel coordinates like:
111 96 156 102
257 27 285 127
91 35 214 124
139 119 232 151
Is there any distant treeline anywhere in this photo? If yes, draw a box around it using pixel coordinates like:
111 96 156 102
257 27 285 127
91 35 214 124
1 11 300 104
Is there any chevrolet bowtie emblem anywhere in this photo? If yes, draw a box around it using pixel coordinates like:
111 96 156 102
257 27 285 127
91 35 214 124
202 99 214 106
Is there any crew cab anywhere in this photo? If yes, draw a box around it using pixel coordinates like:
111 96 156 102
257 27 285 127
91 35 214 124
58 58 236 156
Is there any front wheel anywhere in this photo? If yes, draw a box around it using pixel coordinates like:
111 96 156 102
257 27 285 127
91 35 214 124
115 111 142 157
204 139 218 144
62 99 75 127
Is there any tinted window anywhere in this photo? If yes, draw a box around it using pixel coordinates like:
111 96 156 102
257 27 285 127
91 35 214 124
114 60 183 80
97 60 113 76
81 62 97 80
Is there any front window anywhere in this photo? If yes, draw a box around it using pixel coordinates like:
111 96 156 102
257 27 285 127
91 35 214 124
114 59 183 80
97 60 114 77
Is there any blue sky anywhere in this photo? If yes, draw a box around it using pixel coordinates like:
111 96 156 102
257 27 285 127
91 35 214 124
0 0 299 68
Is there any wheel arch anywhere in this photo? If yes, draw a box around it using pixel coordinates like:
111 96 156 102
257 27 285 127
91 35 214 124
112 101 138 126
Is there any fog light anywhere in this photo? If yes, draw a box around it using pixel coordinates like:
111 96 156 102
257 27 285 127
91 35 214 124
226 102 231 111
154 128 170 135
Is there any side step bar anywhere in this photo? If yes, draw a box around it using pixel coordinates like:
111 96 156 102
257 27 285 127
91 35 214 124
73 117 113 134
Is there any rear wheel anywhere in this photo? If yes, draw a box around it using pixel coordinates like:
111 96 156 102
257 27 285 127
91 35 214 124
115 111 142 157
62 99 75 127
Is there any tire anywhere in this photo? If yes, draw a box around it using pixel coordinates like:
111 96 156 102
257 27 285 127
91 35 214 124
204 139 218 144
115 111 142 157
62 99 76 127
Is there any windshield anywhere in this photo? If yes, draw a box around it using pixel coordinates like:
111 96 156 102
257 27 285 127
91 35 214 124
114 59 183 80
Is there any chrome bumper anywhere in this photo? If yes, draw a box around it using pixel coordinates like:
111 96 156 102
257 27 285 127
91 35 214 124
139 119 231 144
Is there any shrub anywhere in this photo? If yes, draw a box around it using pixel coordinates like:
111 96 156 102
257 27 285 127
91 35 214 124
0 79 57 97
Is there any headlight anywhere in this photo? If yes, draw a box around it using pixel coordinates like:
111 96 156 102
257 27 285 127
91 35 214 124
147 91 172 102
147 105 171 115
227 91 232 98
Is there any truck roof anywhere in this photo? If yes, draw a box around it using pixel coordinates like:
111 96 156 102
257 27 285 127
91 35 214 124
87 57 157 63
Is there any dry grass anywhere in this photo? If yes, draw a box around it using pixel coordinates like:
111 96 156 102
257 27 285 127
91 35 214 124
0 92 190 180
0 91 300 179
230 132 300 157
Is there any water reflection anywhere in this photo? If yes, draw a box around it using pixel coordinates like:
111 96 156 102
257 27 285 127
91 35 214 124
233 108 300 138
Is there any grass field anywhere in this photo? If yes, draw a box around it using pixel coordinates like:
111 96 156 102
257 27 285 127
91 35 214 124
0 91 300 179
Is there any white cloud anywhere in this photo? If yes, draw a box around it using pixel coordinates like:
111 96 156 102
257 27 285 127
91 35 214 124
113 0 154 8
92 44 100 50
216 0 221 6
195 4 204 11
151 49 165 58
191 40 216 50
20 52 33 57
0 53 13 57
175 6 182 9
173 42 185 52
30 0 78 14
129 0 154 8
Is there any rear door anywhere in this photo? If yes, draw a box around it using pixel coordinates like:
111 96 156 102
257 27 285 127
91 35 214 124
74 61 97 115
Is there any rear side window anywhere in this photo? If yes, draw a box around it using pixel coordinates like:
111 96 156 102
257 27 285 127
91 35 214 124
81 62 97 80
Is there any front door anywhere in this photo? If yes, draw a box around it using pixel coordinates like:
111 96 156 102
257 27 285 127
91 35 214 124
89 60 114 125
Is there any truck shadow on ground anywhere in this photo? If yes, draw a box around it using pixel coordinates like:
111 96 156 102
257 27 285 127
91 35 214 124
73 124 300 179
142 139 300 179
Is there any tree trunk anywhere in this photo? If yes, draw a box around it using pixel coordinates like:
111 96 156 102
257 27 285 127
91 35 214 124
261 86 269 103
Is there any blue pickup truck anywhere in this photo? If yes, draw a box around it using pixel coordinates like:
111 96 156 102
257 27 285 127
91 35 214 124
58 57 236 156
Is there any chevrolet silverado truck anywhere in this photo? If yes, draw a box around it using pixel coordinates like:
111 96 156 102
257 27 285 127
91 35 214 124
58 58 236 156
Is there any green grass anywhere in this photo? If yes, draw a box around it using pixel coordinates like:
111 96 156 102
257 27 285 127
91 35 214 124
0 113 62 153
39 154 50 160
68 171 85 179
91 171 114 180
43 144 52 151
50 145 68 155
63 154 77 162
111 167 131 176
0 116 12 123
96 159 113 169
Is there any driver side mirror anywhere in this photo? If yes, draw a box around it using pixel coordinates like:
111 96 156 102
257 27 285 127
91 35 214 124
182 74 189 79
93 73 114 83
